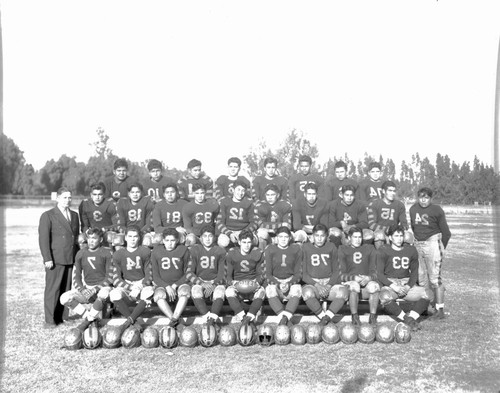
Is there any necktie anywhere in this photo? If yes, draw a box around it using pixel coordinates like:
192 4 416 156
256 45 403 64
65 209 71 222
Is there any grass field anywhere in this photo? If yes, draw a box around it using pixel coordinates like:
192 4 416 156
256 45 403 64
1 206 499 393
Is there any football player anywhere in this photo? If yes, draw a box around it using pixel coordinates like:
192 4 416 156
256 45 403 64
149 228 191 327
60 227 113 331
116 183 155 234
178 158 214 201
252 157 289 202
181 183 220 246
225 230 266 326
110 225 153 331
103 158 138 202
254 184 292 250
78 182 117 234
214 157 252 202
377 225 432 331
301 224 347 325
339 227 379 326
291 182 329 242
142 159 175 203
322 160 359 202
186 225 227 326
152 183 188 239
358 161 384 204
216 179 258 248
288 155 324 202
409 187 451 320
264 226 302 326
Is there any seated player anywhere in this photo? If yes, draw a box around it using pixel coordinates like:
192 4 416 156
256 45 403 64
103 158 137 202
152 183 188 241
288 155 324 202
358 161 384 205
214 157 251 202
377 225 432 331
301 224 347 325
110 225 153 331
409 187 451 319
322 160 359 202
252 157 289 202
225 230 266 326
291 182 329 242
142 159 175 203
150 228 191 327
264 227 302 326
185 225 227 326
116 183 155 235
178 158 214 201
60 227 113 331
254 184 292 250
182 183 220 246
327 184 369 247
339 227 379 326
216 179 257 248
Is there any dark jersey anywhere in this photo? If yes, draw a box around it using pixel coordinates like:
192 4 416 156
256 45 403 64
214 175 252 202
152 199 188 233
288 173 324 202
301 242 340 286
252 175 289 202
338 244 377 281
78 199 116 232
112 246 151 289
186 244 226 284
322 176 359 202
254 200 292 231
264 244 302 284
367 199 408 233
327 199 368 230
117 196 155 232
226 247 265 284
182 199 220 237
358 178 384 204
150 244 190 288
409 203 451 247
103 176 137 202
142 176 175 202
291 198 329 230
73 247 113 291
216 197 257 234
178 174 214 201
376 244 419 287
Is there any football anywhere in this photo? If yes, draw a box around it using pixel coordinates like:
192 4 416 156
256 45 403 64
394 322 412 344
376 323 395 344
403 231 415 245
238 324 256 346
218 326 237 347
290 325 306 345
357 323 376 344
321 324 340 344
234 280 260 295
179 326 198 347
142 233 153 248
306 324 322 344
64 328 83 350
141 326 160 349
199 324 218 348
340 323 358 344
121 326 141 349
274 325 291 345
257 324 274 346
159 326 178 349
82 323 102 349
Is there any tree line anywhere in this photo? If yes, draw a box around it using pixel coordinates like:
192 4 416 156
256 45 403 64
1 128 498 205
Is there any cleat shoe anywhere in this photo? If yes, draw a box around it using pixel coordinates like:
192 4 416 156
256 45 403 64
76 319 92 332
168 318 179 328
368 313 378 326
319 315 331 326
330 314 344 324
403 315 420 332
351 314 361 326
279 315 289 326
430 309 445 320
241 316 252 326
207 317 215 327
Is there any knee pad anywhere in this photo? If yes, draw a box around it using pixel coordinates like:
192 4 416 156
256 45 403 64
153 287 167 303
373 229 386 242
332 285 349 300
191 285 204 299
253 287 266 300
293 230 308 243
329 227 343 238
266 284 279 299
213 285 226 300
140 286 155 301
185 233 198 247
379 288 393 305
177 284 191 298
59 291 74 306
109 288 123 303
403 231 415 245
217 234 231 248
225 286 237 298
363 229 374 243
366 281 380 294
257 228 269 241
97 287 111 301
289 284 302 298
346 281 361 294
424 287 434 300
302 285 316 301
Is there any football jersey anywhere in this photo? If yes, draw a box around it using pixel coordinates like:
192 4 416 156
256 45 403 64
409 203 451 247
264 244 302 283
252 175 289 202
103 176 137 202
214 175 252 202
152 199 188 233
182 198 220 237
226 247 265 284
117 196 155 232
178 174 214 201
78 199 117 232
358 178 384 204
288 173 324 202
216 197 257 234
322 176 359 202
112 246 152 289
327 199 368 229
301 241 340 286
367 199 408 233
73 247 113 290
338 244 377 281
291 198 329 230
150 244 190 287
254 200 292 231
142 176 175 202
186 244 226 284
376 244 419 287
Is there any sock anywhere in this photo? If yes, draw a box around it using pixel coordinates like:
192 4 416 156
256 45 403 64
248 298 264 317
211 298 224 316
413 298 430 315
285 296 300 314
408 310 420 320
383 300 403 317
305 297 323 316
326 310 335 319
268 296 285 315
436 303 444 310
193 297 209 315
328 298 345 314
129 300 147 322
113 299 131 318
228 296 244 314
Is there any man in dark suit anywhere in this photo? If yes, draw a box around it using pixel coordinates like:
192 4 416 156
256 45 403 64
38 187 80 327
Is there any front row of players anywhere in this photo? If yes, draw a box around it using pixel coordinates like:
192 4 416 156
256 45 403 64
62 222 433 342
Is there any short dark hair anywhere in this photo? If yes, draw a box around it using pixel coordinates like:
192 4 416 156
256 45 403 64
85 227 103 238
90 182 106 193
418 187 433 198
125 225 142 236
200 224 216 236
147 159 162 171
264 184 280 195
192 183 206 192
162 183 179 195
56 187 71 195
188 159 202 169
312 223 328 234
298 155 312 164
263 157 278 167
228 157 242 166
334 160 348 170
233 179 249 190
276 226 292 236
128 183 144 192
114 158 128 170
238 229 254 242
341 184 356 194
162 227 179 239
387 224 405 237
347 226 363 238
382 181 396 191
367 162 381 171
304 182 318 193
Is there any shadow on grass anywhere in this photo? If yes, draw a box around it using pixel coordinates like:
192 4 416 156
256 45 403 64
340 374 369 393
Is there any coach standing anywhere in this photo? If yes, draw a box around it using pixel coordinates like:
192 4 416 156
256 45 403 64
38 187 80 328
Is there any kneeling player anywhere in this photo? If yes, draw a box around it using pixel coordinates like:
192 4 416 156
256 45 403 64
265 227 302 326
150 228 191 327
60 227 113 331
110 225 153 331
186 225 227 326
301 224 347 325
225 230 266 326
339 227 379 325
377 225 432 331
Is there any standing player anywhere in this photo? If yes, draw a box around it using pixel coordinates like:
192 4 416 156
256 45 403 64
358 162 384 205
409 187 451 320
78 182 117 234
323 160 358 202
186 225 227 326
292 182 329 242
225 230 266 326
377 225 432 331
142 159 175 203
338 227 379 325
116 183 155 234
149 228 191 327
252 157 289 202
178 159 214 201
152 183 188 239
214 157 251 202
254 184 292 250
103 158 137 202
301 224 347 325
288 155 324 202
182 183 220 245
264 227 302 326
110 225 153 331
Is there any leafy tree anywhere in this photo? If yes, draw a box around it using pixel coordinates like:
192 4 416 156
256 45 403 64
0 134 26 194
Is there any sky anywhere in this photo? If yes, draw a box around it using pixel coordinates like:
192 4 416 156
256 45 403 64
1 0 500 178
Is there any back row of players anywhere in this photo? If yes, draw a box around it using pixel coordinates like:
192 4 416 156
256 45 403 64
68 156 451 335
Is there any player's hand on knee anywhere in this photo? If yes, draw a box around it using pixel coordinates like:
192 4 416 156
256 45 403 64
166 286 177 302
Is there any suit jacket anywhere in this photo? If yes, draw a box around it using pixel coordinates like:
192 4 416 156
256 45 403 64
38 207 80 266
